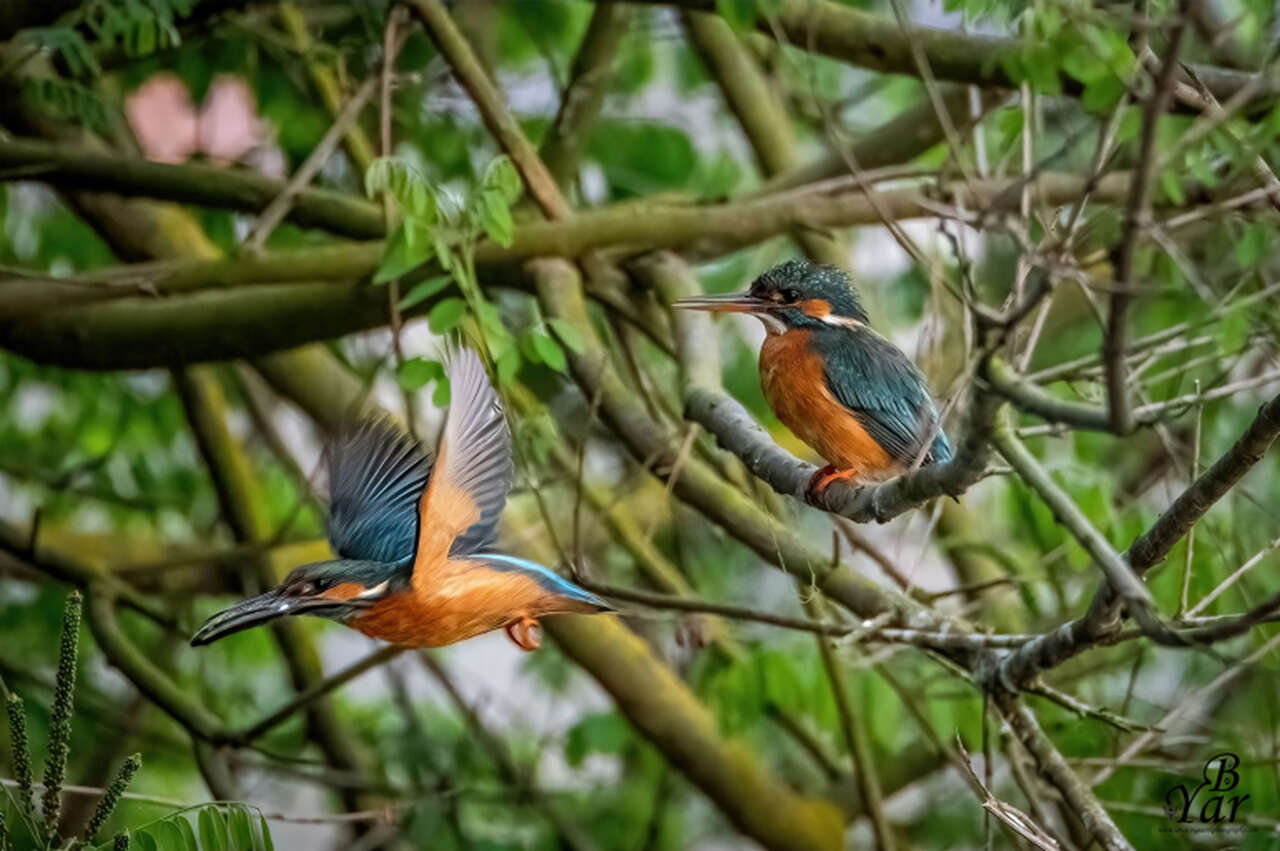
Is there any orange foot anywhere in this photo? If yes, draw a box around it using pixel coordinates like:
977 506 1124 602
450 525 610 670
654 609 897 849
806 465 861 501
505 616 542 652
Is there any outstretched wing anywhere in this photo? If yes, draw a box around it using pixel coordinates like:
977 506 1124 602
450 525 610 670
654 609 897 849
325 417 433 564
818 326 951 466
413 347 513 582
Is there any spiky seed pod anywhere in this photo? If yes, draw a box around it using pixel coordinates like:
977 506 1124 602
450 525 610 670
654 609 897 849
113 832 130 850
41 591 83 840
0 795 10 851
83 753 141 841
4 694 34 813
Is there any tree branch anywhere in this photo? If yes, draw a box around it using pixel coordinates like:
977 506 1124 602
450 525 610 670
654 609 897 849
624 0 1275 114
539 4 629 187
996 391 1280 686
0 169 1143 367
409 0 570 220
991 418 1183 648
0 137 385 239
994 692 1133 851
1104 4 1190 435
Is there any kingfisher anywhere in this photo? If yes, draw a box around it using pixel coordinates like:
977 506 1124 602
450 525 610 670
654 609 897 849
675 259 952 498
191 347 612 652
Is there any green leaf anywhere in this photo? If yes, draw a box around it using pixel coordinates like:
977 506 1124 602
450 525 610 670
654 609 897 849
480 155 522 205
1159 171 1185 205
227 806 252 851
530 332 567 373
1235 223 1271 267
477 190 515 247
1219 307 1250 354
717 0 758 31
147 820 187 851
174 817 198 850
256 815 274 851
427 297 467 334
402 217 435 255
373 227 426 285
1116 108 1142 144
1081 74 1124 113
1061 42 1105 85
565 712 631 765
197 807 227 851
432 375 452 408
364 157 436 220
546 318 585 354
135 830 159 851
758 650 805 711
398 275 453 311
519 331 543 365
432 234 453 272
134 18 157 56
472 299 507 338
588 121 697 197
396 357 445 392
1021 45 1063 94
496 345 521 385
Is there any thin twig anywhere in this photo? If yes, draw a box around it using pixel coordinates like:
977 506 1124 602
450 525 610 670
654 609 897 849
1104 2 1191 435
244 76 379 250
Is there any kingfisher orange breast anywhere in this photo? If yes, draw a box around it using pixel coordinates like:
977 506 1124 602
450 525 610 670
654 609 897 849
349 559 584 648
759 329 896 479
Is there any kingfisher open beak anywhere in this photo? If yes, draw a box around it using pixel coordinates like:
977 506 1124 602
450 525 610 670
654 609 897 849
672 293 772 314
190 589 344 646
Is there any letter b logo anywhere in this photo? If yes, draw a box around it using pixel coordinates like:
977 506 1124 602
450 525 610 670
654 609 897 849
1206 753 1240 793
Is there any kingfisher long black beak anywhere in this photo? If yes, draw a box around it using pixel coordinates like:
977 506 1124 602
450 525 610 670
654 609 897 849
190 589 337 646
672 293 772 314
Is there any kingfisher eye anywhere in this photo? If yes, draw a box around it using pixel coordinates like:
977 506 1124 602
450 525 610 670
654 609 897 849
781 288 800 303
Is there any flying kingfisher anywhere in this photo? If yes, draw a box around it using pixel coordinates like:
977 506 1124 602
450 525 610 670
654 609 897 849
191 348 612 652
674 259 952 498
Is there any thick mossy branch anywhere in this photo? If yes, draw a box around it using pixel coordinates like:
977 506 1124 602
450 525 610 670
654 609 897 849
40 591 81 841
632 0 1273 114
540 4 629 187
0 138 385 239
0 171 1135 369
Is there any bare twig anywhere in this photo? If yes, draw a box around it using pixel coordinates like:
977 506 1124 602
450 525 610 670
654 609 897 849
1104 2 1191 435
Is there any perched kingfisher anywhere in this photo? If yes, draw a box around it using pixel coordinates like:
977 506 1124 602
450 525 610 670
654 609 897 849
675 259 952 497
191 348 612 652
